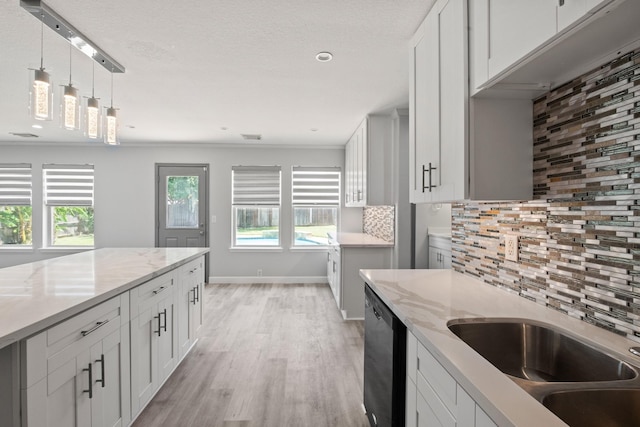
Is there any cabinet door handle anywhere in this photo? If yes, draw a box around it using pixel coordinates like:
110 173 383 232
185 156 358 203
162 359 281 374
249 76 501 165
190 288 197 304
83 363 93 399
81 319 109 337
428 162 437 192
154 314 162 336
194 285 200 303
333 261 336 273
559 0 565 5
95 354 105 388
161 308 168 333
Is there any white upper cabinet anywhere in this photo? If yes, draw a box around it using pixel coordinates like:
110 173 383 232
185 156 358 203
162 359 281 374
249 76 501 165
410 0 466 203
557 0 615 31
471 0 635 96
487 0 558 81
344 115 392 207
410 0 532 203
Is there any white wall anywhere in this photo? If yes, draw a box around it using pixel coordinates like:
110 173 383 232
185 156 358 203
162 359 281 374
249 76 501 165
0 143 349 282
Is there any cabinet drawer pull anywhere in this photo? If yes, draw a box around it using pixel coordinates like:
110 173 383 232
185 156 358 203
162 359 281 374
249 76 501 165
153 286 168 295
81 319 109 337
95 354 105 388
154 314 162 336
83 363 93 399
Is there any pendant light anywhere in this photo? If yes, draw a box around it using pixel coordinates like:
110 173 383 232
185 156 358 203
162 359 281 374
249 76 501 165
85 62 102 139
29 17 52 121
104 70 119 145
61 37 80 130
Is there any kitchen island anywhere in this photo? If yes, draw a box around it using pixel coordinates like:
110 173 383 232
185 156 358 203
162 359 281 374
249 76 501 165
0 247 208 426
360 268 640 427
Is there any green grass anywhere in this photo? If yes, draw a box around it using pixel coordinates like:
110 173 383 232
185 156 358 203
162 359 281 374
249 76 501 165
54 234 94 246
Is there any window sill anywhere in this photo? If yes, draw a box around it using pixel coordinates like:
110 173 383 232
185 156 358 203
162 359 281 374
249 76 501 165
40 247 94 254
229 246 283 253
289 246 331 252
0 246 35 253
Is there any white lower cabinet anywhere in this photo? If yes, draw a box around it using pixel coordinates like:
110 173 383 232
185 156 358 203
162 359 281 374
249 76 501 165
178 257 205 360
130 271 178 418
326 245 341 308
405 332 497 427
327 243 390 319
428 235 452 269
21 294 131 427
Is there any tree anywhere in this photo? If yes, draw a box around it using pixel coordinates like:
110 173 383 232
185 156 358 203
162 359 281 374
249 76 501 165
0 206 32 244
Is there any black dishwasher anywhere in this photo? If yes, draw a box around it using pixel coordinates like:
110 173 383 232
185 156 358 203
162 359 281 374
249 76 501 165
364 284 406 427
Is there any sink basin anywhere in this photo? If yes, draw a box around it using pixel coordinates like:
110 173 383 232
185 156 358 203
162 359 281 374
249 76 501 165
447 319 636 382
543 389 640 427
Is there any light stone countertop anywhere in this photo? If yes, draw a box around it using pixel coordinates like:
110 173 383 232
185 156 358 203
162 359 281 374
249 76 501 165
360 268 640 427
0 247 209 349
330 232 394 247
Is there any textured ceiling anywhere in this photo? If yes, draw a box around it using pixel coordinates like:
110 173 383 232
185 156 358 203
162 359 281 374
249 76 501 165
0 0 433 147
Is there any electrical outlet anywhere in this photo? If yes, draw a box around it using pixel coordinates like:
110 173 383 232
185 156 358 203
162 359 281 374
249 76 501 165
505 235 518 262
257 269 263 277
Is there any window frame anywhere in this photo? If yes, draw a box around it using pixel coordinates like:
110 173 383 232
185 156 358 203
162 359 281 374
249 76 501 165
231 166 282 249
43 164 95 249
0 163 33 248
291 166 341 248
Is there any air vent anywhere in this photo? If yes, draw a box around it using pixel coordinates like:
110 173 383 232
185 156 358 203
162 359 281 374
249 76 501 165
9 132 39 138
241 134 262 141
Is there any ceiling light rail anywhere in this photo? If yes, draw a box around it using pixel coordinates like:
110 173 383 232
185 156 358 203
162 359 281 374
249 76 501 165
20 0 125 73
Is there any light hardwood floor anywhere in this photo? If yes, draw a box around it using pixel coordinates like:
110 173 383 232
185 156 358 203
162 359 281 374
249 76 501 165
132 283 369 427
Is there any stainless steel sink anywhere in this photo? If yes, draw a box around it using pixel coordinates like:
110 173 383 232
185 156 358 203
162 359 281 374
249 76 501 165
447 319 636 382
447 318 640 426
543 389 640 427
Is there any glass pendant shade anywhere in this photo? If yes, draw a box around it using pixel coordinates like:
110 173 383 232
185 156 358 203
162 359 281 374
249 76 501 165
61 84 81 130
30 68 53 121
85 97 102 139
104 107 119 145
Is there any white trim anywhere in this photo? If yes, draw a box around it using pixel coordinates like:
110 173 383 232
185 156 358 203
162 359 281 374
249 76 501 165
208 276 328 284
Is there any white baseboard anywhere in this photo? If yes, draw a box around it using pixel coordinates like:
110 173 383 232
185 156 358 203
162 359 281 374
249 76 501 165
208 276 329 284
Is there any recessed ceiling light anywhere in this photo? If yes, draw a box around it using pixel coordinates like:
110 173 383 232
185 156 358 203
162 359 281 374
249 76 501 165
315 52 333 62
221 127 228 131
310 128 318 132
241 134 262 141
126 125 136 129
32 124 43 129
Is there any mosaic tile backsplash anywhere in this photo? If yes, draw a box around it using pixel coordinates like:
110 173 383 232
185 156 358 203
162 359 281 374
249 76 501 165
452 50 640 341
363 205 395 242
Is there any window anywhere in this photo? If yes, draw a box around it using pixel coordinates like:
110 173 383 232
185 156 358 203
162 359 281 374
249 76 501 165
232 166 281 247
43 164 94 247
0 164 32 246
292 166 340 246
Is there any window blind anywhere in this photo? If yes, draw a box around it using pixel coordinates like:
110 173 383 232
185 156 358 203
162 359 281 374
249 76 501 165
292 166 340 206
0 164 32 206
43 164 94 206
232 166 281 205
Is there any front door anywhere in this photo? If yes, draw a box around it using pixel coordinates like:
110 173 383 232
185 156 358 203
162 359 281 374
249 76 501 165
156 164 208 248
